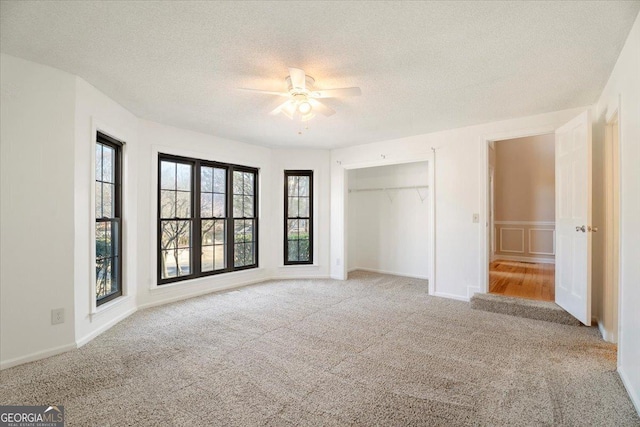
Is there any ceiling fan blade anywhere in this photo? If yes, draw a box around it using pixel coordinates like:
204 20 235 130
288 67 306 90
269 100 292 116
238 88 289 96
309 99 335 117
311 87 362 98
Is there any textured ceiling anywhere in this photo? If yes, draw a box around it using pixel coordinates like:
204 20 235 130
1 1 638 148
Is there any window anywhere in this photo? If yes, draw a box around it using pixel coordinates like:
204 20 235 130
284 170 313 265
158 154 258 285
95 133 123 305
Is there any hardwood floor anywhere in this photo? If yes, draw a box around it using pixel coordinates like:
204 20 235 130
489 260 555 302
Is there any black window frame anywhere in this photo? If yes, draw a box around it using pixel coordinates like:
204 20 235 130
157 153 259 285
284 170 314 265
96 132 124 306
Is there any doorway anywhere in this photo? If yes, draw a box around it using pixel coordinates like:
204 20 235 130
347 162 429 280
488 134 556 302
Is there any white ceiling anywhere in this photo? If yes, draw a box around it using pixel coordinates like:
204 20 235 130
1 1 638 149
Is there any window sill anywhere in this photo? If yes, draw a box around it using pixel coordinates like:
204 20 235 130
91 295 132 318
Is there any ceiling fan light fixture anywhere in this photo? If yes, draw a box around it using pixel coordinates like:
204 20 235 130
298 101 312 115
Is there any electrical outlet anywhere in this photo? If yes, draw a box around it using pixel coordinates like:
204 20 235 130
336 258 341 266
472 213 480 223
51 308 65 325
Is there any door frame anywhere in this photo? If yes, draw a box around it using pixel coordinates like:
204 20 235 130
479 126 557 294
602 101 622 344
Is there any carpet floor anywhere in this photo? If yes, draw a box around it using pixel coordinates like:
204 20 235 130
1 271 638 426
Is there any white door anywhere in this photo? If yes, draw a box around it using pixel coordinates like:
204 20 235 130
555 111 592 325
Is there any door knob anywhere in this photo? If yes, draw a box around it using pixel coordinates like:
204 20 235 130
588 226 598 232
576 225 586 232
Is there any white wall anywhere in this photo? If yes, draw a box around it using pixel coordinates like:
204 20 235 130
347 162 429 279
0 54 77 366
595 12 640 413
73 77 139 346
331 106 588 302
0 54 333 368
271 148 331 279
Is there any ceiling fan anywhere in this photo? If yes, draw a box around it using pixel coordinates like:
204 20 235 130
239 67 361 121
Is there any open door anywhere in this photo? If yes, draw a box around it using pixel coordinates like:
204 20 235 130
555 111 592 325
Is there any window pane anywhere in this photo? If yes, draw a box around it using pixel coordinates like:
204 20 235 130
160 161 176 190
161 220 191 251
234 219 246 242
213 194 226 217
243 172 254 195
202 220 214 245
298 176 309 197
299 197 309 217
176 191 191 218
298 239 310 262
288 197 298 218
178 249 191 275
214 220 225 244
201 193 213 218
102 183 114 218
287 219 299 240
176 163 191 191
201 166 213 192
214 245 225 270
95 182 103 218
298 219 310 237
95 144 103 181
233 171 244 194
111 221 119 257
214 168 226 193
161 250 177 278
96 222 106 258
96 257 112 299
102 145 114 183
288 241 299 262
234 243 246 267
202 245 214 272
288 176 298 197
243 196 254 218
160 190 176 218
233 195 243 218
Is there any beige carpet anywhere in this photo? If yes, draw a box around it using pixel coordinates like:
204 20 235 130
1 271 638 426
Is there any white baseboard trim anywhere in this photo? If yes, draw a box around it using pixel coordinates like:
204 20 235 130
1 342 77 371
76 307 138 348
349 267 429 280
597 319 617 343
138 278 268 311
467 286 481 300
433 291 469 302
618 366 640 415
494 255 555 264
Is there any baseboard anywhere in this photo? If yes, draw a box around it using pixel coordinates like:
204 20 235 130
76 307 137 348
467 286 481 300
494 255 555 264
618 366 640 415
0 342 77 371
138 277 268 311
597 319 617 343
433 291 469 302
349 267 429 280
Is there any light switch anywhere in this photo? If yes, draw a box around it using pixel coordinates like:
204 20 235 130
472 213 480 223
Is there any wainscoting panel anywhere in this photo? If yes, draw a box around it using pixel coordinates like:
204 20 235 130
494 221 555 263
